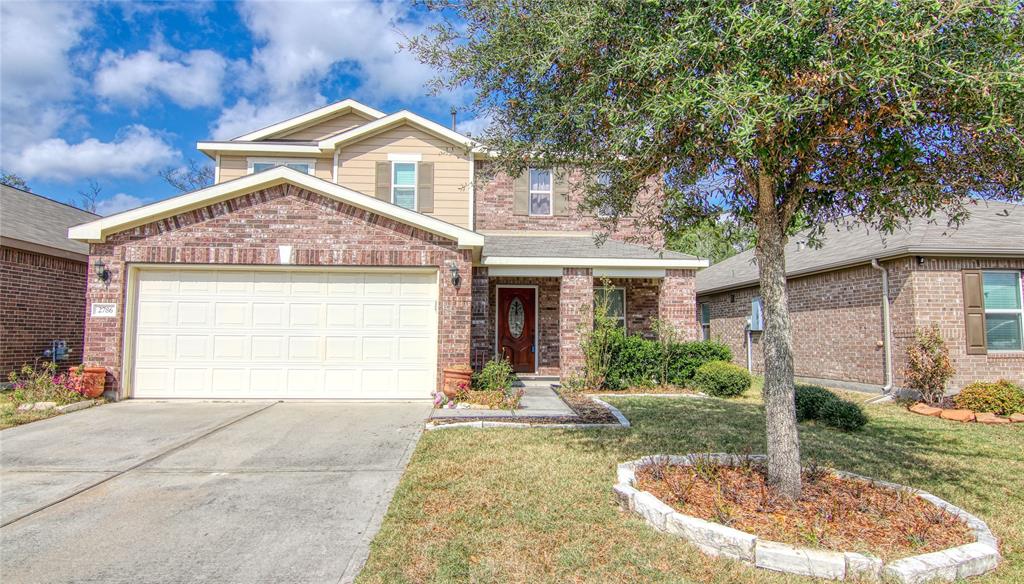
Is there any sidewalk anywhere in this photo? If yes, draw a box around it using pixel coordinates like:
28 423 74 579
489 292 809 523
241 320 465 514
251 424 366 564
430 382 574 419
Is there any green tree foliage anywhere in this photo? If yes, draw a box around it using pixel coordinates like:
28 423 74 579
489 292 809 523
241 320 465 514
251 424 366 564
410 0 1023 498
665 216 754 264
0 170 29 191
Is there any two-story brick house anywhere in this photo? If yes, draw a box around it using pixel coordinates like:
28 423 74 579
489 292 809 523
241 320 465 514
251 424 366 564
69 100 705 400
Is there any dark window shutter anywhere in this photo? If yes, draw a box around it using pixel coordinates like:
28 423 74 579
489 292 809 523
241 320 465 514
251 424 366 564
374 161 391 201
962 270 987 355
513 170 529 215
553 168 570 216
417 162 434 213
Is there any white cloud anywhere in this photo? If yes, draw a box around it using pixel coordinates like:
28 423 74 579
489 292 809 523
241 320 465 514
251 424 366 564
95 47 228 108
96 193 146 216
8 125 178 182
0 1 92 151
212 0 444 139
457 114 494 138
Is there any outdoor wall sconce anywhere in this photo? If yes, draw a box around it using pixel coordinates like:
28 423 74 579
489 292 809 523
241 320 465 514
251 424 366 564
448 261 461 288
94 260 112 287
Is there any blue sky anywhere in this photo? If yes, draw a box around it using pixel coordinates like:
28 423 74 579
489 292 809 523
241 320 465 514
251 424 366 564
1 0 478 215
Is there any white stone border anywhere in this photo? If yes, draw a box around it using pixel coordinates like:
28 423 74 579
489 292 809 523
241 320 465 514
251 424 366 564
591 392 708 399
425 396 630 431
614 454 1001 583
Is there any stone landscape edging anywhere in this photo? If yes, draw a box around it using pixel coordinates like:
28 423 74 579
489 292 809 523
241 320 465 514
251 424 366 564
614 454 1001 583
425 396 631 431
908 402 1023 424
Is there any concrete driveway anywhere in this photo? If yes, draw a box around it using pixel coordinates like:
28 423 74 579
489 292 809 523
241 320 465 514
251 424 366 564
0 400 430 584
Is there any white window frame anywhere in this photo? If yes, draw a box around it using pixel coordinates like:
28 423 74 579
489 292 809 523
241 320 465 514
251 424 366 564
595 171 615 218
528 168 553 217
749 296 764 331
247 157 316 175
595 286 627 332
699 302 711 340
391 161 417 211
982 270 1024 352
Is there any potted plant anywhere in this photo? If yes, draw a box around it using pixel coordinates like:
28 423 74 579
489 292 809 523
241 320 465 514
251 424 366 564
441 365 473 399
72 364 107 398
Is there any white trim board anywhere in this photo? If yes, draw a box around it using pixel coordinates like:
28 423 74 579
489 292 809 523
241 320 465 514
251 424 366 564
318 110 478 151
481 256 708 269
234 99 386 141
68 166 485 248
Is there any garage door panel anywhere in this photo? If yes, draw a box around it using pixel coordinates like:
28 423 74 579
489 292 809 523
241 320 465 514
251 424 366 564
132 269 437 399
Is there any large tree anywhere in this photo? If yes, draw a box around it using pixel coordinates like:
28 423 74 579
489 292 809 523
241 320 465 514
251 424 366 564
412 0 1022 499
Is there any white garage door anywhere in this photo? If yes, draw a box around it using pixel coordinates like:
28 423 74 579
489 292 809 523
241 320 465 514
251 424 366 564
130 268 438 399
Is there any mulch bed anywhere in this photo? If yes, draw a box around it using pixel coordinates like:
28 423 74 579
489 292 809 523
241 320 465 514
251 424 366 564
585 385 700 395
428 390 618 426
635 462 973 559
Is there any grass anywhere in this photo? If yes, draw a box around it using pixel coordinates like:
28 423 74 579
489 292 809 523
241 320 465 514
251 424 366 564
0 391 60 429
357 381 1023 583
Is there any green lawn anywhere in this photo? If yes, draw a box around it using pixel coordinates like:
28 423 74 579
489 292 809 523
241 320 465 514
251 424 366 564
357 384 1023 583
0 392 59 429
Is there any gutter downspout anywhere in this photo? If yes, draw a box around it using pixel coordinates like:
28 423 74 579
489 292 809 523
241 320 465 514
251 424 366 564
871 259 894 393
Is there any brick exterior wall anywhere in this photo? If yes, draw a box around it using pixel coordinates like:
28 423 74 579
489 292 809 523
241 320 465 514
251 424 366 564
473 161 665 248
697 256 1024 392
83 184 472 397
1 246 88 374
658 269 700 341
559 268 594 378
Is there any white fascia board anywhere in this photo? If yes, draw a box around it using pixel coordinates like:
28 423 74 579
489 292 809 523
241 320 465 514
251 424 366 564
481 256 709 269
68 167 485 248
485 266 564 277
234 99 386 141
197 142 322 155
593 268 668 278
318 111 479 151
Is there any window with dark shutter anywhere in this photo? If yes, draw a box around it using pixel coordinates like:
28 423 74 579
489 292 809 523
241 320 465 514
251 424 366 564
962 270 987 355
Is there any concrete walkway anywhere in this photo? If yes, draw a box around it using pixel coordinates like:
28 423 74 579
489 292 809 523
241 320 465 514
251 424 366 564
1 400 430 584
431 381 574 419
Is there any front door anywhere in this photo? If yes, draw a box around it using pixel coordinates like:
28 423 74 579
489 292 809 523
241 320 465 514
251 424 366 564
497 287 536 373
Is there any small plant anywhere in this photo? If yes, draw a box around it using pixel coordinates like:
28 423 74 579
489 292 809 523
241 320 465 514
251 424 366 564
579 279 621 390
650 318 679 386
904 325 956 406
689 453 720 483
690 361 751 397
953 379 1024 415
803 460 829 484
473 357 515 391
6 362 88 405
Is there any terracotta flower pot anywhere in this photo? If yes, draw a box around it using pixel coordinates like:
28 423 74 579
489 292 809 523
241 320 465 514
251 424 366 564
442 367 473 398
80 366 107 398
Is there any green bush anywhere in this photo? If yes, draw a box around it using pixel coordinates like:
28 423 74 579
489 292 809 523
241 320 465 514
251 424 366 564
794 384 836 421
818 399 868 431
691 361 751 397
954 380 1024 415
602 333 733 390
473 358 515 391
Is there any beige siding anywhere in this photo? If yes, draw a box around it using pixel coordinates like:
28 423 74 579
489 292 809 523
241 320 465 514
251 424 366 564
275 111 374 141
338 124 471 227
216 155 333 184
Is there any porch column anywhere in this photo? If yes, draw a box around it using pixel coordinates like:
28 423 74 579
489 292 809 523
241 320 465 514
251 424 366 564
659 269 699 340
470 267 491 369
559 267 594 379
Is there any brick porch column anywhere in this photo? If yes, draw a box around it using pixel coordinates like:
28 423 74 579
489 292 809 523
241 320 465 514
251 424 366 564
559 268 594 379
659 269 699 340
470 266 491 370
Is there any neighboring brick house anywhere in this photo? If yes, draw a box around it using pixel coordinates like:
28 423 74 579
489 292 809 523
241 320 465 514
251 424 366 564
1 185 99 375
69 100 705 400
696 204 1024 394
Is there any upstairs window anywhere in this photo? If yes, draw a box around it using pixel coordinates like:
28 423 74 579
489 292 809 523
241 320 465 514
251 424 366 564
596 171 615 218
529 168 552 216
249 158 314 175
392 162 417 210
595 287 626 331
983 271 1023 351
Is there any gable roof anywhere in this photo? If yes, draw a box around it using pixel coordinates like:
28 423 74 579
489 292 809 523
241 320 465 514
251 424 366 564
233 99 386 141
696 201 1024 294
1 184 98 259
67 167 485 248
317 110 478 151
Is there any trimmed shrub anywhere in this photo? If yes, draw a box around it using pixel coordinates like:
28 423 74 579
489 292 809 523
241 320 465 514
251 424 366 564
603 334 733 390
904 325 955 406
794 384 836 421
954 380 1024 415
666 341 733 386
691 361 751 397
818 399 868 431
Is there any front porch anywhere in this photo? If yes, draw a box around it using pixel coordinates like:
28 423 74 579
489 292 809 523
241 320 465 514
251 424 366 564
469 266 701 379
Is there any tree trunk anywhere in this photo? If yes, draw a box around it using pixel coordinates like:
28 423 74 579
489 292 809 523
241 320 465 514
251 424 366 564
754 200 802 501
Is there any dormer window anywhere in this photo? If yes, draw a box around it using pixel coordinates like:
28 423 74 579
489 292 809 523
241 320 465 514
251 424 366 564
529 168 552 216
248 158 314 175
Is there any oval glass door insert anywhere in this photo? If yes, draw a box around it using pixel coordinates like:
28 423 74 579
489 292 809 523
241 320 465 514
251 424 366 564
508 297 525 338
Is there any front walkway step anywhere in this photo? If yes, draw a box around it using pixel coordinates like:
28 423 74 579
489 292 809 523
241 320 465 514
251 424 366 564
430 384 574 419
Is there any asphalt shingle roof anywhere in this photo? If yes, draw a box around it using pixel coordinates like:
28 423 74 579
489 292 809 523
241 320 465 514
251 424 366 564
696 201 1024 294
1 185 99 256
483 234 696 260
